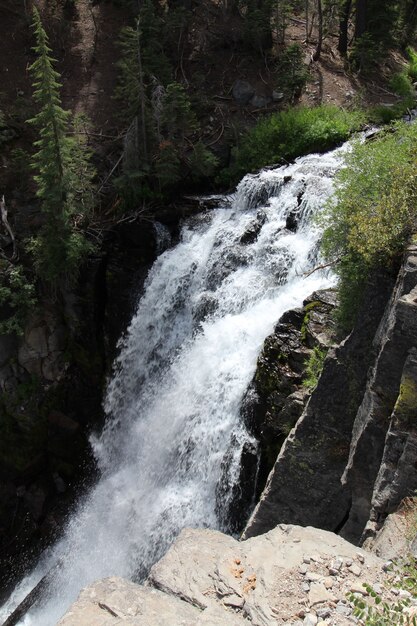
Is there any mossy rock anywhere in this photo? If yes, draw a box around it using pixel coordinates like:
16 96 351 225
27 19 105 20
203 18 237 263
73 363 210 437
395 376 417 423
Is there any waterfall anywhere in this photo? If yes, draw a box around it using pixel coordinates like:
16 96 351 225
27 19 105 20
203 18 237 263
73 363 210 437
0 145 346 626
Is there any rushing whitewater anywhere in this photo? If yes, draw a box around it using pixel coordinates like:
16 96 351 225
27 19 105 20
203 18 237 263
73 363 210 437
1 146 346 625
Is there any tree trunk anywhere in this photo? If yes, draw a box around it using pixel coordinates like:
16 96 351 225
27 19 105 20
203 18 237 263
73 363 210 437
136 18 148 166
355 0 367 40
313 0 323 61
305 0 309 42
338 0 352 55
401 0 417 47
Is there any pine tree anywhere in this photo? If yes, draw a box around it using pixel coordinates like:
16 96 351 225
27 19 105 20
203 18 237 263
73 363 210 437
27 8 93 288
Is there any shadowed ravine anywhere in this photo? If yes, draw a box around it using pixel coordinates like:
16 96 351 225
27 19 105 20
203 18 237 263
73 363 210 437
0 145 346 625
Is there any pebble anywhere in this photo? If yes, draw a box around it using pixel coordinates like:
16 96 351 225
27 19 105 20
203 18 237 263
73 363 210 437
348 564 362 577
324 577 334 590
303 613 318 626
350 582 369 596
382 561 392 572
306 572 323 582
336 603 352 617
303 557 312 564
345 558 353 567
399 589 412 599
303 583 311 592
372 583 382 595
311 554 323 563
316 608 331 619
299 564 308 575
309 582 337 607
392 588 400 596
356 552 365 564
328 559 342 575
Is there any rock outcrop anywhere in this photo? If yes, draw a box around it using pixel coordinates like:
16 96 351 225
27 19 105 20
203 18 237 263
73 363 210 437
242 289 337 500
244 244 417 546
341 244 417 543
58 524 401 626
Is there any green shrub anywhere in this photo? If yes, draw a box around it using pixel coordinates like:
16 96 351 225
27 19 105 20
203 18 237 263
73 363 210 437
406 46 417 81
303 346 328 390
321 121 417 331
390 71 414 97
0 264 36 335
225 105 365 184
368 97 415 124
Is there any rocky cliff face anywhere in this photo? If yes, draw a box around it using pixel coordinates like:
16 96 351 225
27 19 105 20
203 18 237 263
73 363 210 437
244 244 417 546
0 217 161 596
341 243 417 543
241 289 338 505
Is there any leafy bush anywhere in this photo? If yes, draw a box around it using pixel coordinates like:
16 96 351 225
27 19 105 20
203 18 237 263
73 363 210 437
0 264 36 335
368 97 415 124
406 46 417 81
226 105 365 183
321 122 417 331
390 71 414 97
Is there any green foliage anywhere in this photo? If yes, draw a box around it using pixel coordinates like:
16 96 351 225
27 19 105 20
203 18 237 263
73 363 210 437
348 558 417 625
0 109 16 146
388 48 417 98
114 4 219 205
0 264 36 335
349 33 380 72
390 71 414 97
303 346 327 390
189 141 219 182
406 46 417 81
160 83 197 143
243 0 273 52
275 44 309 102
321 122 417 331
114 1 171 125
227 105 365 183
28 8 94 288
153 141 181 191
368 97 416 124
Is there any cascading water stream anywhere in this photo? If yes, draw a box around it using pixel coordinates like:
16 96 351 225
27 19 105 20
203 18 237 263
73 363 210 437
1 144 347 625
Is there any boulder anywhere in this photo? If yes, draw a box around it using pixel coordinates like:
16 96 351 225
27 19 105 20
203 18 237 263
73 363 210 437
250 94 271 108
232 80 255 105
59 525 392 626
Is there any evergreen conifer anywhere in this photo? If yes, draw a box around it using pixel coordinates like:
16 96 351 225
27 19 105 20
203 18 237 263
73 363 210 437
28 8 93 289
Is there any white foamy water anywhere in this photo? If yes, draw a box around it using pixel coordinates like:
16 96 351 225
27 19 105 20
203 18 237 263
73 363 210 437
1 145 346 625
